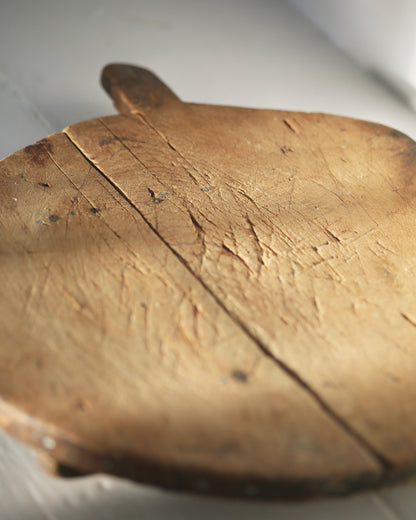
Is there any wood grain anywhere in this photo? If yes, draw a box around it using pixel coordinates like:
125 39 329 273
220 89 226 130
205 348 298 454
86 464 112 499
1 64 416 499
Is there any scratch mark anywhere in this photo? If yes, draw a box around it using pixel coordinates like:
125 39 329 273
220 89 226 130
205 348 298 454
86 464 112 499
324 227 342 243
312 255 335 268
375 240 397 255
346 226 378 245
39 261 52 298
142 302 151 353
133 113 207 186
246 214 264 272
97 118 211 218
188 209 204 233
23 281 36 314
288 177 296 209
192 300 201 344
262 242 280 257
310 179 345 204
119 266 128 306
283 118 299 135
221 243 254 275
188 209 206 272
401 312 416 328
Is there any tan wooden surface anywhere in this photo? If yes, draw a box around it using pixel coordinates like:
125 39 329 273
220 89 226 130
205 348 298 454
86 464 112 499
0 64 416 499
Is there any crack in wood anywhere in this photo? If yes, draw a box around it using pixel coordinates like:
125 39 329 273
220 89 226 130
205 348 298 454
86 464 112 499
62 128 393 474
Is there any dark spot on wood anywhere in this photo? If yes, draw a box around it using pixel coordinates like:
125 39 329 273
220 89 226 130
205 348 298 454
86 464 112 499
201 186 210 192
24 139 53 167
231 370 248 382
99 136 114 146
281 146 293 154
148 188 164 203
90 207 100 214
385 371 400 384
219 443 239 454
388 129 406 139
120 136 141 143
38 182 50 188
398 140 416 170
49 215 59 223
75 397 90 412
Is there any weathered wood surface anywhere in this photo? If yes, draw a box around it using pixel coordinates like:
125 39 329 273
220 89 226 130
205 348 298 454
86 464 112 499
1 64 416 499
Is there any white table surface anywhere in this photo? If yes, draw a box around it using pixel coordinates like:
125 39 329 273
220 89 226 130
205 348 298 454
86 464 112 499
1 1 416 518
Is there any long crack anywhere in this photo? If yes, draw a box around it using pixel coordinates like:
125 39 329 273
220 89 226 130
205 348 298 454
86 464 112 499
63 128 393 473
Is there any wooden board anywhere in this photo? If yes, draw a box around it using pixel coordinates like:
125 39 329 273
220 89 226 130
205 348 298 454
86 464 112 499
0 64 416 500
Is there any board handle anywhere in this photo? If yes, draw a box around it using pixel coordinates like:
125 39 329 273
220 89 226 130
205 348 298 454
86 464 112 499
101 63 181 115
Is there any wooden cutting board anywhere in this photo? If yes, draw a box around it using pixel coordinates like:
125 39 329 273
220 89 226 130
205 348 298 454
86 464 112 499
1 64 416 500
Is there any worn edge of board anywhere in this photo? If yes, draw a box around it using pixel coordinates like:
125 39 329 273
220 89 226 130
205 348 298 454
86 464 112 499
0 396 400 501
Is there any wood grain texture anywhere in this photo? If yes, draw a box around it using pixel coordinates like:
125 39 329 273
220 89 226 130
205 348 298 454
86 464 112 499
1 64 416 499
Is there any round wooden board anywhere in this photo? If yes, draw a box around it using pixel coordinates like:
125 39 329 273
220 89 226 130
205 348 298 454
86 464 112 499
1 64 416 500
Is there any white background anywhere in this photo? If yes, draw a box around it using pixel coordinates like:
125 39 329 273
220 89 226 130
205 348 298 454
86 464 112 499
1 1 416 518
291 0 416 109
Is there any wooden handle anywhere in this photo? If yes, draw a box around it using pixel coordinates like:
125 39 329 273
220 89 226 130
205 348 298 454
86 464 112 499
101 63 181 115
